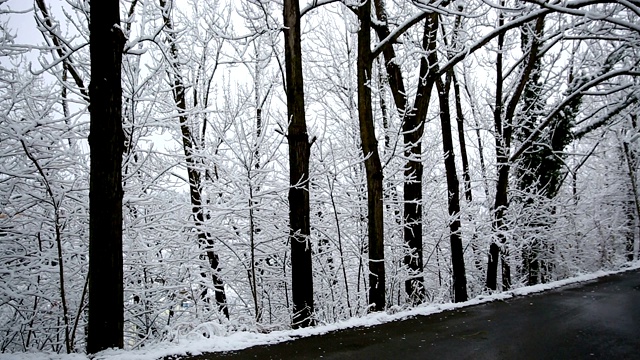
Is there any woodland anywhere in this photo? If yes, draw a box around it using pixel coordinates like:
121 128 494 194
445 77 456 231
0 0 639 354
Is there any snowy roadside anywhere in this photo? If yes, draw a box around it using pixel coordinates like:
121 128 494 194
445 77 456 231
4 261 640 360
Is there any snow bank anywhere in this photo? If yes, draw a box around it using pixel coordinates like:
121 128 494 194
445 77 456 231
3 261 639 360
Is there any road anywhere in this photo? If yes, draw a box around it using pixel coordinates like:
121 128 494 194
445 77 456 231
173 269 640 360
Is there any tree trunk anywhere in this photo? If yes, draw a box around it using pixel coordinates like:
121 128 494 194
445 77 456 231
486 6 508 291
436 77 468 302
523 239 541 285
440 11 469 301
372 1 438 304
87 0 125 353
445 10 472 203
160 0 228 318
358 0 386 312
623 140 639 261
284 0 315 328
452 73 472 203
486 11 545 291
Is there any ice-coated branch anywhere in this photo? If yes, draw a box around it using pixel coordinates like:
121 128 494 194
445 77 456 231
511 69 640 162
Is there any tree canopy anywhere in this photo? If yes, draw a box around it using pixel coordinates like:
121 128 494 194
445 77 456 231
0 0 638 353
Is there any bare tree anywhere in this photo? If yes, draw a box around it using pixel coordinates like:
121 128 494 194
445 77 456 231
284 0 315 328
356 0 386 312
159 0 229 318
371 0 433 304
87 0 126 353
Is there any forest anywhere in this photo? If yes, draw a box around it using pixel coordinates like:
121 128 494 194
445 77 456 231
0 0 638 354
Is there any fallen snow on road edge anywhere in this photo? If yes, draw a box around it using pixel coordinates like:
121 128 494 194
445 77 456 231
3 261 639 360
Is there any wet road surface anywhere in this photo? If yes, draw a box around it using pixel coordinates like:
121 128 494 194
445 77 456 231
175 269 640 359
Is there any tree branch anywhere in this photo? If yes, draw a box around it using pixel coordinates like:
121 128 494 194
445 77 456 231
301 0 342 17
511 69 640 161
34 0 88 100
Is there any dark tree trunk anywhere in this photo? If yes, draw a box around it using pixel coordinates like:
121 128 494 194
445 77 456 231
436 76 468 302
87 0 125 353
487 12 545 291
515 17 566 287
523 239 541 285
372 1 438 304
160 0 228 318
399 16 438 305
623 140 639 261
486 6 508 291
486 243 500 291
358 0 386 312
403 160 425 303
437 12 469 302
492 132 513 291
373 9 469 301
493 154 512 291
444 10 472 204
452 73 472 203
284 0 315 328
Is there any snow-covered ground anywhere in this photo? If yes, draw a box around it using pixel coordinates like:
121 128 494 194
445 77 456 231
3 262 640 360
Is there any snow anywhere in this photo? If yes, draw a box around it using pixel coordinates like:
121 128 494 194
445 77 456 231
3 261 639 360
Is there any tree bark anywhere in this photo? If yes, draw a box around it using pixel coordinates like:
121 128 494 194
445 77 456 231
436 76 468 302
452 73 472 203
487 13 546 290
486 7 507 291
87 0 125 353
358 0 386 312
160 0 228 318
284 0 315 328
444 10 472 203
372 1 439 304
623 139 639 261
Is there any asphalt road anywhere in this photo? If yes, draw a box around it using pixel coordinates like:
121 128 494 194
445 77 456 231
175 269 640 360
